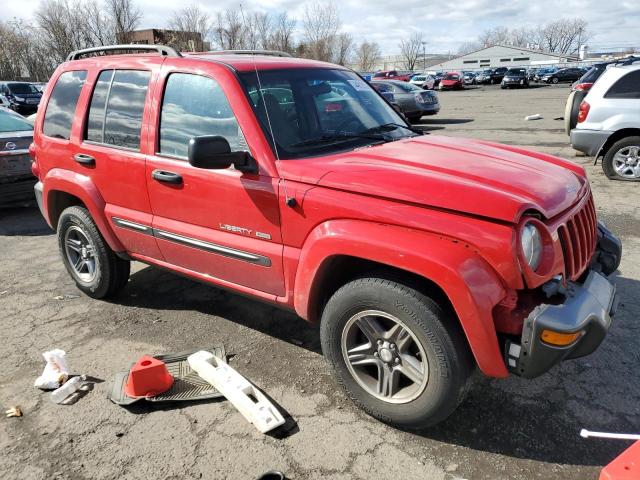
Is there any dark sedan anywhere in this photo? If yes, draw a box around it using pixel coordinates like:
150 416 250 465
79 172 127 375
0 107 36 206
501 68 529 88
542 68 585 84
371 80 439 123
0 82 42 115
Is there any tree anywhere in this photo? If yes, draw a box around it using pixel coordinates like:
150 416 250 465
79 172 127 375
271 12 296 53
399 31 423 70
213 9 245 50
335 32 353 66
355 41 381 71
302 1 339 62
106 0 142 43
537 18 589 55
168 4 210 51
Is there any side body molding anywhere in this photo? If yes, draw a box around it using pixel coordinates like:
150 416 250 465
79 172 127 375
43 168 125 252
294 220 509 378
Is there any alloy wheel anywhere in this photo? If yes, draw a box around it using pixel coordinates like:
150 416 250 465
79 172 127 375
341 310 429 404
64 226 98 283
612 145 640 179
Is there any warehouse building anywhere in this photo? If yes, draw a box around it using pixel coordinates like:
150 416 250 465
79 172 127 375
427 45 577 72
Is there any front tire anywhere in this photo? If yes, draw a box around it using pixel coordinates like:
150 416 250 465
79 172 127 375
320 277 473 429
551 77 559 84
57 206 130 298
602 136 640 181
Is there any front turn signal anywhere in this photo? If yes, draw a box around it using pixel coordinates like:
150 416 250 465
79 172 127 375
541 330 581 346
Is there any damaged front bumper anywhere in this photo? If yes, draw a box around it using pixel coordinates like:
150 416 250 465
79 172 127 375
506 222 621 379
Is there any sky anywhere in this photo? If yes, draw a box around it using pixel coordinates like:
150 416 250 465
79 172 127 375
6 0 640 56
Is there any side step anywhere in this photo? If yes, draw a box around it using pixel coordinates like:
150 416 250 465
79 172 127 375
187 351 285 433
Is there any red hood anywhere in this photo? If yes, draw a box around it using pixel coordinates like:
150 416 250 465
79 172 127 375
280 135 587 223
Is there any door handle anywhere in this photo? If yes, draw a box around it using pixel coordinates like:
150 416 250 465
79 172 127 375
73 153 95 165
152 169 182 184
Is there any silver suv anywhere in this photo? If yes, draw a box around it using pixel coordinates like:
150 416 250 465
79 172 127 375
570 62 640 181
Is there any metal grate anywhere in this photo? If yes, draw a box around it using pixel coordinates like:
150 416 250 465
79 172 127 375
558 194 597 280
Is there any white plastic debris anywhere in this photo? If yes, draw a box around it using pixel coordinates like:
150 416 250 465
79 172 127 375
187 351 285 434
51 375 87 404
580 429 640 441
524 114 543 121
34 349 69 390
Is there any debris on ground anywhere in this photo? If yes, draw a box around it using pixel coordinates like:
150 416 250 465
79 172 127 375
524 114 543 121
0 290 7 296
34 349 69 390
5 406 22 418
108 345 226 405
124 355 174 398
257 471 286 480
581 430 640 479
188 350 285 434
51 375 87 404
53 294 80 300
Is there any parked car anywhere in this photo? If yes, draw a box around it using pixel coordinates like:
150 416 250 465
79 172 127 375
570 62 640 181
369 82 401 113
462 72 477 85
534 67 557 82
439 72 464 90
33 44 621 429
542 68 584 84
409 74 435 90
501 68 529 89
527 68 539 81
488 67 508 84
371 80 439 121
372 70 412 82
0 82 42 115
432 72 444 88
565 57 640 134
0 106 36 206
474 69 493 84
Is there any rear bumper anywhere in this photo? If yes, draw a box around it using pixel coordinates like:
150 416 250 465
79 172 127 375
570 129 612 157
0 177 37 206
506 223 622 379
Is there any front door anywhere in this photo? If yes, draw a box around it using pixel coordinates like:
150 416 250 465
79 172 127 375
145 70 285 296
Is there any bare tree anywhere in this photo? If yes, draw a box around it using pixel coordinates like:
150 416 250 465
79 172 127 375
399 31 423 70
355 41 381 71
35 0 87 62
213 9 245 50
168 4 210 51
106 0 142 43
80 0 115 46
335 32 353 65
270 12 295 53
537 18 589 55
302 1 339 61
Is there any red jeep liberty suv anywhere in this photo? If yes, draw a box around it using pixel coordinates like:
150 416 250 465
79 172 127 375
31 45 622 428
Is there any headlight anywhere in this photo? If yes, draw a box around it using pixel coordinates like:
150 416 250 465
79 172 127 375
521 222 542 271
13 96 25 102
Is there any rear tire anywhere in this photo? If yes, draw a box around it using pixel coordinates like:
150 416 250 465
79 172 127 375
602 136 640 181
551 77 559 84
320 277 473 429
408 115 423 123
57 206 130 298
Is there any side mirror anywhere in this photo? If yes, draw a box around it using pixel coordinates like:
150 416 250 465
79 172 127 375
188 136 257 174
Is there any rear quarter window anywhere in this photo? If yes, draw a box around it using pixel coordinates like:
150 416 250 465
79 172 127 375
604 70 640 99
43 70 87 140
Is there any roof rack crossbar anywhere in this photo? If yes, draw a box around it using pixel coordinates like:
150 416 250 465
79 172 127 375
202 50 292 58
67 44 182 61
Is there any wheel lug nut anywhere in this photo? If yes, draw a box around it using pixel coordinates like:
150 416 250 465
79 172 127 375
377 340 383 346
394 358 400 364
374 352 379 357
389 344 396 350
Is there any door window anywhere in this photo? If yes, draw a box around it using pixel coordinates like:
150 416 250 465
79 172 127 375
159 73 247 159
84 69 150 150
43 70 87 140
605 70 640 99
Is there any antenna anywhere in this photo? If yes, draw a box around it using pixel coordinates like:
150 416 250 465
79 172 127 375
239 4 296 208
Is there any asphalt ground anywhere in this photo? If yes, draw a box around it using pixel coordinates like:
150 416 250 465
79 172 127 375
1 82 638 480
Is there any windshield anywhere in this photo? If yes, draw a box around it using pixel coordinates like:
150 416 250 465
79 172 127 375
7 83 39 95
239 68 414 160
507 69 526 75
0 108 33 132
444 74 459 80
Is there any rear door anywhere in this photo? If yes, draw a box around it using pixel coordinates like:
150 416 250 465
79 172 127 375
76 59 164 259
144 66 284 296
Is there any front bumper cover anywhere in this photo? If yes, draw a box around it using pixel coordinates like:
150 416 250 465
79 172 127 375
506 223 621 379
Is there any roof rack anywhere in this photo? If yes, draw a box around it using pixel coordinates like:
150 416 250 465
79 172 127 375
201 50 293 58
67 44 182 61
615 56 640 66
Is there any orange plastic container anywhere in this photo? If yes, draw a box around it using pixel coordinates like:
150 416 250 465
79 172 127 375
600 441 640 480
124 355 174 398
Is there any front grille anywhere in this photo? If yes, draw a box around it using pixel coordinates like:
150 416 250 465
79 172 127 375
557 194 597 280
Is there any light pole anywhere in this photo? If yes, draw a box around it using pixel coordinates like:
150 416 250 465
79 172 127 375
421 41 427 72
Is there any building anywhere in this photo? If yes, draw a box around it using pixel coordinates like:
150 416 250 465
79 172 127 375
119 29 210 52
426 45 578 72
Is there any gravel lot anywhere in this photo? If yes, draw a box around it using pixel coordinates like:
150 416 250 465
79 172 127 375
1 83 638 480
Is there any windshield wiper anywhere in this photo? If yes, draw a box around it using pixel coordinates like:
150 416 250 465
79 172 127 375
362 123 423 135
289 132 391 148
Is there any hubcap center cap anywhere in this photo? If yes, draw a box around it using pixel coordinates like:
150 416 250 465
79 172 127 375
379 347 393 363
